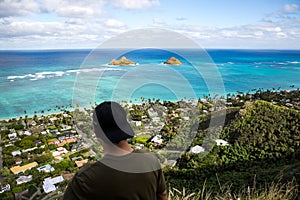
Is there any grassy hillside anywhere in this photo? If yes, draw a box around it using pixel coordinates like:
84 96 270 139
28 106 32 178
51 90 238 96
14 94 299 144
165 100 300 197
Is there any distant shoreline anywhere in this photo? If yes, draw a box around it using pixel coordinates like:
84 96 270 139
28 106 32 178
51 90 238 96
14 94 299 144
1 88 299 122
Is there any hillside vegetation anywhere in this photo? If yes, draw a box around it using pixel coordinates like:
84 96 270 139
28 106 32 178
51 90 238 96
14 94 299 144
165 100 300 197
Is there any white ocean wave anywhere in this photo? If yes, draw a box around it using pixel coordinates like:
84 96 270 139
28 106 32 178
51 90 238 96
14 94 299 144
28 71 64 81
287 61 300 64
66 67 122 73
277 62 288 65
7 74 35 79
7 68 123 81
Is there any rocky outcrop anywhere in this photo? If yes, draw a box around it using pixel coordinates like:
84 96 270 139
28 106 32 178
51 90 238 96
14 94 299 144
108 56 136 66
164 57 182 65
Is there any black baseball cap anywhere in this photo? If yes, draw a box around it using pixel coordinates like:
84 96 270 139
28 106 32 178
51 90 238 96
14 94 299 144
93 101 134 144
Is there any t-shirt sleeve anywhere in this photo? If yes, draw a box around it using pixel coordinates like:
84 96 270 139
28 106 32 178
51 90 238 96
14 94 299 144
63 174 88 200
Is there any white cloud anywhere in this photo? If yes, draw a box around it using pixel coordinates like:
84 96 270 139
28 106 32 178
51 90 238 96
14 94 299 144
221 30 238 38
0 0 41 18
284 4 300 12
247 25 282 32
43 0 106 18
0 20 84 37
0 0 107 19
276 32 287 38
185 31 211 39
0 16 129 49
0 0 299 49
110 0 160 9
254 31 263 37
154 15 300 49
104 19 125 27
55 6 94 18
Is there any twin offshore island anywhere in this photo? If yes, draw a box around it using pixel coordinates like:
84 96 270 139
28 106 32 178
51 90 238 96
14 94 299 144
0 89 299 199
108 56 182 66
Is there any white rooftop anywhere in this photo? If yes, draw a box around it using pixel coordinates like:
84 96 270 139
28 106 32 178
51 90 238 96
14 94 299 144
215 139 229 146
151 135 163 144
190 145 205 154
37 164 55 173
16 175 32 185
43 176 64 194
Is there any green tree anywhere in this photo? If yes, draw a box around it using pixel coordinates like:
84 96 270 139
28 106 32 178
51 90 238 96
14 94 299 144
0 166 12 177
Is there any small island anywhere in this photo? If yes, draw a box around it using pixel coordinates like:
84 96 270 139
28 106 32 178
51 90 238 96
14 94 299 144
164 57 182 65
108 56 136 66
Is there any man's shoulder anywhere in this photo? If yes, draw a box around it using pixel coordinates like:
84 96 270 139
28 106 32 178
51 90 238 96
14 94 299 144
75 161 102 177
99 150 162 173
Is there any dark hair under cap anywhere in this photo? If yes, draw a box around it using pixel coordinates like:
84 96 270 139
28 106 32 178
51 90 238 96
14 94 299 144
93 101 134 144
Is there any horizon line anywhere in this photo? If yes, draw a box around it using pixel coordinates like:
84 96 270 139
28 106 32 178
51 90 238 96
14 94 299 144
0 47 300 51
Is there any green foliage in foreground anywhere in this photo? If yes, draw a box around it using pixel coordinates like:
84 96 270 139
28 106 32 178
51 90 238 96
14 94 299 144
166 100 300 194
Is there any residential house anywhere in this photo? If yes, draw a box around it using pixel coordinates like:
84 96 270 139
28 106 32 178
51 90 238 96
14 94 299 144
16 175 32 185
43 176 64 194
151 135 163 145
23 130 32 136
8 132 17 140
37 164 55 173
49 117 57 123
189 145 205 154
60 125 72 132
215 139 229 146
48 139 59 145
52 147 68 158
57 138 77 147
41 131 47 135
15 158 23 165
22 147 38 153
71 156 82 161
29 120 37 126
0 184 10 193
62 113 70 118
12 150 21 157
10 162 38 175
75 159 89 168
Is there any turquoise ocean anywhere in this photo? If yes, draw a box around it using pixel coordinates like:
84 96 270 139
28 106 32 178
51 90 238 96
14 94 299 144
0 48 299 119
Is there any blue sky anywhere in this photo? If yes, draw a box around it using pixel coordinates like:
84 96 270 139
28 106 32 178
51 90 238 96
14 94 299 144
0 0 299 49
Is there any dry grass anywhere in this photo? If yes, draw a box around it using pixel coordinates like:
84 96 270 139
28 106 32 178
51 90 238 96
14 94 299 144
168 179 298 200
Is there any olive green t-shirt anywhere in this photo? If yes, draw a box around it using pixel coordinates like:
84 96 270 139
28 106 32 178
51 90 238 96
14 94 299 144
63 150 166 200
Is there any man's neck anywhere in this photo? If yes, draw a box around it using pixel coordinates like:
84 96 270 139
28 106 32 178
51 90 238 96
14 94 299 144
104 140 133 156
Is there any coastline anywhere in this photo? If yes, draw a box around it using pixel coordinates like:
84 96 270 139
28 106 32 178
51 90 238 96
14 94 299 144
1 88 299 122
1 48 299 120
